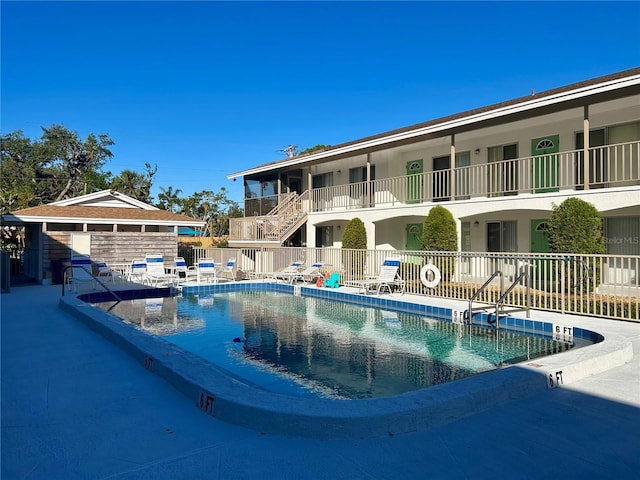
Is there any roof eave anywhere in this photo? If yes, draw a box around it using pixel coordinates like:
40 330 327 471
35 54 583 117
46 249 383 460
1 213 205 227
227 72 640 179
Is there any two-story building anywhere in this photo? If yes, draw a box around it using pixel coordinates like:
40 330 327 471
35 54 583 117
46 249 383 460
228 68 640 261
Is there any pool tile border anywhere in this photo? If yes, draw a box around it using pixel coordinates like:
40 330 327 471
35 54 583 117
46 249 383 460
60 282 631 439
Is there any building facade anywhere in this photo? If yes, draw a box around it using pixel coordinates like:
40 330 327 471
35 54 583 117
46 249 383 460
2 190 204 284
228 68 640 260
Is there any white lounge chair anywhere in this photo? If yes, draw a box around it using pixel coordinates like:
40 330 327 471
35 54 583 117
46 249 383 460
346 257 405 295
145 253 178 287
196 258 218 284
68 254 96 292
265 260 304 282
289 262 325 284
217 257 237 280
128 259 148 284
94 258 123 283
174 257 197 284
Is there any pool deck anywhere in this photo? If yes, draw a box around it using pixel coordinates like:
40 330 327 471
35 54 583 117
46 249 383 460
2 283 640 479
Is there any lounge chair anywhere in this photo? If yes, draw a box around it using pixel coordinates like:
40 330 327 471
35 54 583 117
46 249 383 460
174 257 198 284
145 253 178 286
290 262 325 284
128 259 148 284
217 257 237 280
346 257 405 295
196 258 218 284
265 260 304 282
324 272 340 288
68 254 96 292
95 258 123 283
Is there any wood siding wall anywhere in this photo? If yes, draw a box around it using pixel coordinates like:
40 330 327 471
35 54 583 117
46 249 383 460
42 231 178 281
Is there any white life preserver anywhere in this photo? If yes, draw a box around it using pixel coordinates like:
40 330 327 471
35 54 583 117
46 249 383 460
420 263 441 288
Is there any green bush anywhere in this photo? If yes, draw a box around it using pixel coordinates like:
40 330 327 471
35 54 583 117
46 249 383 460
547 198 605 254
421 206 457 251
342 218 367 249
342 218 367 278
421 206 458 280
547 198 604 291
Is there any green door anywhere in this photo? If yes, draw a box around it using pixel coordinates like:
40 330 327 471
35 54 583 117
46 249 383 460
406 223 423 265
406 223 422 250
406 160 423 204
532 135 559 193
530 219 550 253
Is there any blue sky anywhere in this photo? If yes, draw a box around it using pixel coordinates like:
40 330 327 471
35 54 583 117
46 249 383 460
2 1 639 204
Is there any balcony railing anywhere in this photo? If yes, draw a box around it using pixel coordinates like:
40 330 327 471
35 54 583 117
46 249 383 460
230 141 639 241
309 141 640 212
184 246 639 322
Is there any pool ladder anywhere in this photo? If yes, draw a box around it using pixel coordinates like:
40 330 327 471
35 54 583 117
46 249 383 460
465 269 530 328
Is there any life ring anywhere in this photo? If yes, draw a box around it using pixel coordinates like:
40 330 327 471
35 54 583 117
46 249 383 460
420 263 441 288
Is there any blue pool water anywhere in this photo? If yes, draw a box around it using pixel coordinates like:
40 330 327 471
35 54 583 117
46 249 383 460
96 291 582 399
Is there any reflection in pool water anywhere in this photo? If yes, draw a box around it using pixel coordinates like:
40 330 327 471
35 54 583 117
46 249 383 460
97 292 577 399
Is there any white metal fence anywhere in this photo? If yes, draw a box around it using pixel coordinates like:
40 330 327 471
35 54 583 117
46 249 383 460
180 246 639 322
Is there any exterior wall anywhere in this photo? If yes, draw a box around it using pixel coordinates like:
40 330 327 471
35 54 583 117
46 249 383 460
306 187 640 253
40 231 179 284
232 82 640 253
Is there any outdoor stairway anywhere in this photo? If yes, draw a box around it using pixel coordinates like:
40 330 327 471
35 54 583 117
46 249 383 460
261 191 308 244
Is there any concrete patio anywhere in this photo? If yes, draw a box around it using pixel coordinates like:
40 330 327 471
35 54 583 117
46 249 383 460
2 284 639 479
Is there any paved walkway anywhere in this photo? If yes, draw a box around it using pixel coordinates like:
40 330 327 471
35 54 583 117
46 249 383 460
2 284 639 479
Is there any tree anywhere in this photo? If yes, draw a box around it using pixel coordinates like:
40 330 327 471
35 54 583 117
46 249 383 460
157 186 183 213
299 144 332 155
109 163 157 203
547 198 605 254
1 126 116 212
177 188 242 239
37 124 114 201
0 131 39 213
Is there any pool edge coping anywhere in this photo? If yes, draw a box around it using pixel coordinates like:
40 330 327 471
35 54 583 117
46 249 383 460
59 285 634 439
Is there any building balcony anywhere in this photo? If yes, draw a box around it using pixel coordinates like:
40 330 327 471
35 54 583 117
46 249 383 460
308 141 639 212
231 141 639 243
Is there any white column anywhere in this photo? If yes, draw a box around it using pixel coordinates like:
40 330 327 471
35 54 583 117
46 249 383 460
450 135 456 201
584 105 590 190
366 153 372 207
306 222 316 248
366 221 376 250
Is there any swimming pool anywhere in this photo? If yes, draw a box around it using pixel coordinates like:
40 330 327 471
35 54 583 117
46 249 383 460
61 282 624 438
95 289 585 399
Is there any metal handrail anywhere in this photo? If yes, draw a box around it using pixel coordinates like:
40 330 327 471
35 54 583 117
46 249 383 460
466 270 504 323
62 265 122 302
492 269 530 328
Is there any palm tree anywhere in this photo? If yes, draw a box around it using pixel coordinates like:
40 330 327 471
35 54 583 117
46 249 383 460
157 186 183 213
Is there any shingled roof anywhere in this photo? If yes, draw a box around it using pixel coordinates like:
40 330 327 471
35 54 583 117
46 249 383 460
2 190 204 226
4 205 202 225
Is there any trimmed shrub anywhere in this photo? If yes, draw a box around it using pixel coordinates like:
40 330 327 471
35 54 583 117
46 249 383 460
420 205 457 251
342 218 367 250
341 218 367 278
547 198 605 254
547 198 604 291
421 206 458 280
